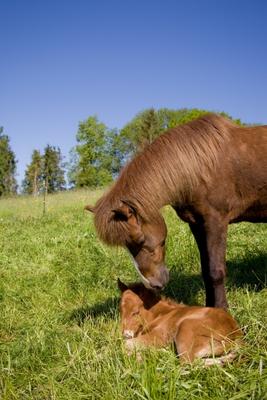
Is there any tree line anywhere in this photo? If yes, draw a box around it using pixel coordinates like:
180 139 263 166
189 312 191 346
0 108 243 197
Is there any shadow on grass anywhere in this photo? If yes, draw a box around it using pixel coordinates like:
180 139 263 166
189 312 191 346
164 269 203 305
70 253 266 324
227 252 267 290
165 252 267 305
70 297 119 325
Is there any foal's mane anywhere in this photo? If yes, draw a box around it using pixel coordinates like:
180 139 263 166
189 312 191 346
92 114 235 245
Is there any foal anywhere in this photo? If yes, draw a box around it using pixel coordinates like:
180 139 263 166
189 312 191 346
118 280 242 365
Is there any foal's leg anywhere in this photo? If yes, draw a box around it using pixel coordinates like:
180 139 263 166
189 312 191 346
189 218 228 309
125 331 167 354
175 319 227 364
174 322 196 363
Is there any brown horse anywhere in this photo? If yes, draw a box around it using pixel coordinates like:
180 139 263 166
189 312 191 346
86 114 267 309
118 280 242 365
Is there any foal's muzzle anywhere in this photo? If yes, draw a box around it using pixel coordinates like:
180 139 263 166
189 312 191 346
123 330 134 339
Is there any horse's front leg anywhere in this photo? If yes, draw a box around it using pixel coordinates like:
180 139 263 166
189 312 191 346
189 218 228 309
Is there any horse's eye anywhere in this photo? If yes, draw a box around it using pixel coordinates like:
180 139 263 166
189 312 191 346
160 239 165 247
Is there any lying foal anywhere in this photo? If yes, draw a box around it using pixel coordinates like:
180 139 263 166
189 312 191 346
118 280 242 365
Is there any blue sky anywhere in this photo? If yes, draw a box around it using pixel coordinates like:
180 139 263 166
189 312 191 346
1 0 267 184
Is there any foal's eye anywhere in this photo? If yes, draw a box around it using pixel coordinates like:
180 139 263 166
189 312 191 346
131 311 139 316
143 246 155 255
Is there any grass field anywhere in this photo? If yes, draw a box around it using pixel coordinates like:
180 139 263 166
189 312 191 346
0 189 266 400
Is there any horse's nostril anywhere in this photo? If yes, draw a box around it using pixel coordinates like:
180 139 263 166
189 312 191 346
160 266 169 286
147 269 168 290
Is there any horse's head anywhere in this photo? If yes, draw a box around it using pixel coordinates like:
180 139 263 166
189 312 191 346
113 202 169 290
86 200 169 290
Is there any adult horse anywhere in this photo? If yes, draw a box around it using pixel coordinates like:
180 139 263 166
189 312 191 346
86 114 267 309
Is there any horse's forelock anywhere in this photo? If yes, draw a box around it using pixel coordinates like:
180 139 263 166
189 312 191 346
92 193 130 246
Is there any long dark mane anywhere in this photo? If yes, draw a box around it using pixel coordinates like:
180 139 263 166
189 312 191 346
92 114 236 245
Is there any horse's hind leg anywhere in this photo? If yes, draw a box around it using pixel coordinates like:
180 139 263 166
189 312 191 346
189 219 228 309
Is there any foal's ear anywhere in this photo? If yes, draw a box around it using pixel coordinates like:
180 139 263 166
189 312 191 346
84 204 95 213
117 278 128 292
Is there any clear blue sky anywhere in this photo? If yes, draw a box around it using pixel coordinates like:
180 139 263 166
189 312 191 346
1 0 267 184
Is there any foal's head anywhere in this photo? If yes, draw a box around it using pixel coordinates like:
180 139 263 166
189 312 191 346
118 279 160 339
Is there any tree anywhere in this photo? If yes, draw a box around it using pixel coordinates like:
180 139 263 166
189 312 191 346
118 108 242 158
22 146 66 195
22 149 42 195
119 108 162 158
43 145 66 193
119 108 205 156
138 108 162 149
71 116 115 188
0 127 17 196
102 127 125 175
67 109 244 189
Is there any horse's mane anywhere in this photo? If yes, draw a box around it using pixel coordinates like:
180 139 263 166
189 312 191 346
93 113 236 245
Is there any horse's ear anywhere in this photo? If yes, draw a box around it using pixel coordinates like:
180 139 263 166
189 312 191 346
112 201 145 245
112 202 134 221
85 205 95 213
117 278 128 292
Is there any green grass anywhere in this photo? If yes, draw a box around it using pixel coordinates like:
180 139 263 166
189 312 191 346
0 189 266 399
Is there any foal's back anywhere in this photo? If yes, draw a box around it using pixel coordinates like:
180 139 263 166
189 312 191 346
145 298 240 342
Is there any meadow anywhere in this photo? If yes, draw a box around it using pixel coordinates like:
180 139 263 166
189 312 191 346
0 189 266 400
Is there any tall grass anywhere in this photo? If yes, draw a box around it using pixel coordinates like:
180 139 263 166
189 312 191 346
0 190 266 399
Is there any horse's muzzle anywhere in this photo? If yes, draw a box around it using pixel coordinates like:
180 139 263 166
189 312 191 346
149 266 169 290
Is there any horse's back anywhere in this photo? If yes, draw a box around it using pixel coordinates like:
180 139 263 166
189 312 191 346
177 123 267 224
227 124 267 221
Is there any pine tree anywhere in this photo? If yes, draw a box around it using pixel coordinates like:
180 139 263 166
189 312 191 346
22 150 42 195
119 108 163 157
43 145 66 194
120 108 210 156
139 108 161 150
0 127 17 196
